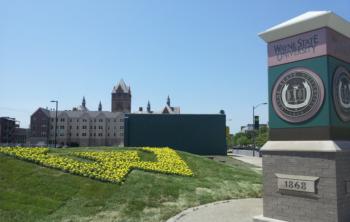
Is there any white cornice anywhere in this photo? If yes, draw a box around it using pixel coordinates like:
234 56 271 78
259 11 350 43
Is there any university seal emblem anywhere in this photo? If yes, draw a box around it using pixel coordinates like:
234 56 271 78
272 67 324 123
333 66 350 122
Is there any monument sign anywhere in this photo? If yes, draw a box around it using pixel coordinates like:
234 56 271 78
255 11 350 222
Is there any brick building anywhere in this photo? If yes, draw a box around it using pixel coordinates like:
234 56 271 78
0 117 28 145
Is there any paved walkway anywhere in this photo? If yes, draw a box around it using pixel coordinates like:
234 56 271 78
230 154 262 168
166 198 262 222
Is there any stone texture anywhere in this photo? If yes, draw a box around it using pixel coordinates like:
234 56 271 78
259 150 350 222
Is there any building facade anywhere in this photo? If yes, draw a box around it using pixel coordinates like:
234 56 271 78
30 108 50 145
30 80 129 147
48 110 124 147
0 117 16 144
0 117 28 145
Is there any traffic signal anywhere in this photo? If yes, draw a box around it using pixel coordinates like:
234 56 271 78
254 115 259 130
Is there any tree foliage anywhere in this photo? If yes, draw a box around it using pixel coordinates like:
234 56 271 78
234 125 269 148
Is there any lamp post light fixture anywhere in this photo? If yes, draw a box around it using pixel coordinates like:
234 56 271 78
50 100 58 148
252 102 267 156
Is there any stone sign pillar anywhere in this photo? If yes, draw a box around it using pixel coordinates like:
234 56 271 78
254 11 350 222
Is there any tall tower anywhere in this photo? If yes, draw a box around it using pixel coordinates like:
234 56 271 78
111 79 131 113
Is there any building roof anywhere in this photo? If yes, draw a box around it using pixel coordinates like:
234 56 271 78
259 11 350 42
162 105 180 114
31 107 50 117
49 110 123 119
112 79 130 93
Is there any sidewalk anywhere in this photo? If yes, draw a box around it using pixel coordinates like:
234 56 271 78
166 198 262 222
230 154 262 168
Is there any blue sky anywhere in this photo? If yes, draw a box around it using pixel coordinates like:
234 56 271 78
1 0 349 133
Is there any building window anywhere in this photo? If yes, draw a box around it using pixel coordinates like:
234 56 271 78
82 126 87 129
90 133 92 136
107 133 110 136
60 133 64 137
83 119 87 122
77 126 79 129
107 119 110 122
98 133 103 137
51 126 53 129
94 126 96 129
94 133 96 137
82 133 86 136
99 126 103 129
60 118 65 122
76 133 79 137
90 126 92 129
69 119 72 122
120 133 124 136
77 119 79 122
94 119 96 122
120 119 124 122
120 126 124 129
60 126 64 129
51 118 54 122
114 119 117 122
114 133 116 136
99 119 103 122
70 126 72 129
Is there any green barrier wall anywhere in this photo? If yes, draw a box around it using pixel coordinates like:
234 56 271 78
124 114 227 155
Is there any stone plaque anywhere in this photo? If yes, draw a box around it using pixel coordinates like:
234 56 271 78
272 67 325 123
333 66 350 122
276 173 319 193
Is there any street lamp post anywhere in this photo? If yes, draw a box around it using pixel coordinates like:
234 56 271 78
252 102 267 156
14 120 20 145
50 100 58 148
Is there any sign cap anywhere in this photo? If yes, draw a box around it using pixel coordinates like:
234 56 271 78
259 11 350 43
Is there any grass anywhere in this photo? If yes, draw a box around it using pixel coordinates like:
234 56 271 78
0 147 261 222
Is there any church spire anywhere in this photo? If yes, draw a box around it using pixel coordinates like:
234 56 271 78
98 101 102 111
82 96 86 108
167 95 171 106
147 101 151 113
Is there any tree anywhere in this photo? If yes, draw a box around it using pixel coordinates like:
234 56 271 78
234 132 252 146
237 135 250 146
256 126 269 147
226 126 234 149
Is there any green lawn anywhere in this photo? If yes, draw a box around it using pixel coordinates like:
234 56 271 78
0 147 261 222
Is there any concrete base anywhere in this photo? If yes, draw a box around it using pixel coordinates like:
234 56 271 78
257 140 350 222
253 215 287 222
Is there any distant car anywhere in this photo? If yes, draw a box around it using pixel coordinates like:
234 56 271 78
36 142 46 147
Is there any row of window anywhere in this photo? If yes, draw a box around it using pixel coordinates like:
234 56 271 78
56 133 123 137
51 126 124 130
51 118 124 123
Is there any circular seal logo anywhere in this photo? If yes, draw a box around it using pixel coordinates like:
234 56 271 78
333 66 350 122
272 67 324 123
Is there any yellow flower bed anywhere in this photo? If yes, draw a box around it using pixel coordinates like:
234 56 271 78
0 147 193 183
